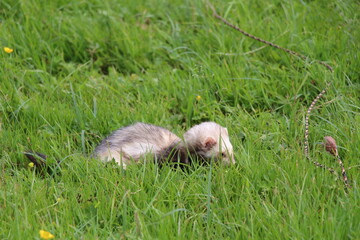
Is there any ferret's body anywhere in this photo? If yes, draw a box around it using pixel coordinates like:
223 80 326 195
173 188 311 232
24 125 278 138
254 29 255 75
94 122 181 168
93 121 235 168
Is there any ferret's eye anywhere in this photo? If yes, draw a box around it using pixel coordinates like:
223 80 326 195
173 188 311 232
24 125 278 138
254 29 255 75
221 152 227 158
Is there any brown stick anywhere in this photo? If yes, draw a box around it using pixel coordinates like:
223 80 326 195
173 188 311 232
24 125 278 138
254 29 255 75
208 2 334 72
324 136 350 189
304 84 336 174
208 2 351 188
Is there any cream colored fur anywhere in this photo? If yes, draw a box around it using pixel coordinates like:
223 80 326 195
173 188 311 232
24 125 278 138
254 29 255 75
183 122 235 164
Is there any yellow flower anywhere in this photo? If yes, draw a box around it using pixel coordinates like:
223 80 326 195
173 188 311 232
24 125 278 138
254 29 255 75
196 95 201 101
39 230 55 240
28 162 35 168
4 47 13 53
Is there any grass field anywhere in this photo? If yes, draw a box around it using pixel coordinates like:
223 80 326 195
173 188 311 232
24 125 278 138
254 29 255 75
0 0 359 239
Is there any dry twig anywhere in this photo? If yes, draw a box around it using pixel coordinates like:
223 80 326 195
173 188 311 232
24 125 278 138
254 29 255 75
207 1 350 189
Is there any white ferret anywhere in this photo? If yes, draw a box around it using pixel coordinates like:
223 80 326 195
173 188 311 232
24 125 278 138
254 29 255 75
94 122 235 168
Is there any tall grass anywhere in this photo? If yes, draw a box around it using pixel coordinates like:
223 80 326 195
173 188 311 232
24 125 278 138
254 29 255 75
0 0 359 239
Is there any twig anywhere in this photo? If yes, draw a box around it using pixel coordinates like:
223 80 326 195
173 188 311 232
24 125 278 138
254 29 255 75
208 1 351 189
304 83 336 174
207 1 334 72
324 136 350 189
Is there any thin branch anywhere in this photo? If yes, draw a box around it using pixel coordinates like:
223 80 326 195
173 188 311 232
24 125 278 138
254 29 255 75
207 1 333 72
208 2 352 189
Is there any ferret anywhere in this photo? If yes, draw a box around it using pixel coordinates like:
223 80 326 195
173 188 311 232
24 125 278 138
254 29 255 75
25 122 235 169
93 121 235 168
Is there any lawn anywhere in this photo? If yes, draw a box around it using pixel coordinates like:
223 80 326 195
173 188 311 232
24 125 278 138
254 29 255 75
0 0 359 239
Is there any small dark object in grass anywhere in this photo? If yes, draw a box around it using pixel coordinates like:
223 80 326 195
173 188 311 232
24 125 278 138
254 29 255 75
24 151 47 167
24 151 59 176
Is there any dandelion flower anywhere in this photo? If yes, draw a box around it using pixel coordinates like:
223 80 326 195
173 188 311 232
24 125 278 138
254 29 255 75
28 162 34 168
4 47 13 53
196 95 201 101
39 230 55 240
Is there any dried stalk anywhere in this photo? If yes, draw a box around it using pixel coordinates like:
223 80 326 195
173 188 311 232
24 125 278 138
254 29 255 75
208 1 350 188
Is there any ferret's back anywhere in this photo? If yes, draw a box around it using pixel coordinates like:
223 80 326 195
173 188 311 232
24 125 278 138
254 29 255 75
94 122 180 156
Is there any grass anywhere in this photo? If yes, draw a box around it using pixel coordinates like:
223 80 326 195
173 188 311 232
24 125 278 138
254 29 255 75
0 0 359 239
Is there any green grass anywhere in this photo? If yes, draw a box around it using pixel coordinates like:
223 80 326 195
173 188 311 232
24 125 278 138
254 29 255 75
1 0 359 239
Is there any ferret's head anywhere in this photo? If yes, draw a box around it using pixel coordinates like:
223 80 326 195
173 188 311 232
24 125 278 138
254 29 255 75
183 122 235 165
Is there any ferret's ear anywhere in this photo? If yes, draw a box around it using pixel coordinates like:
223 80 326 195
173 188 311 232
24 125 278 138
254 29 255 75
204 137 217 149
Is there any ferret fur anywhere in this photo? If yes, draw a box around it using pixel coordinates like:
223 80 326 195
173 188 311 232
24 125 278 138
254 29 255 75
93 122 181 168
183 122 235 165
93 121 235 168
